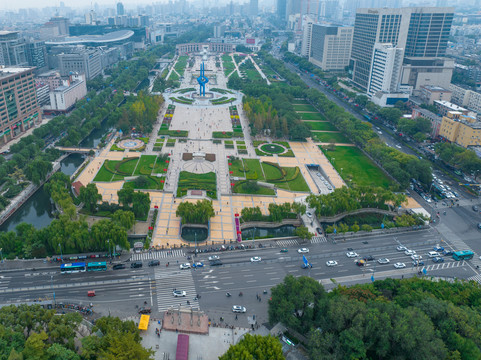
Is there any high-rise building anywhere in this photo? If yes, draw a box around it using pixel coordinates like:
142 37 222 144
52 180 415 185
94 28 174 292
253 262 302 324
367 43 404 97
277 0 287 20
117 2 125 16
26 41 47 70
0 31 28 67
48 16 70 36
319 0 339 20
301 16 315 57
249 0 258 16
85 10 97 25
0 67 41 145
57 48 102 80
350 7 454 92
309 24 353 71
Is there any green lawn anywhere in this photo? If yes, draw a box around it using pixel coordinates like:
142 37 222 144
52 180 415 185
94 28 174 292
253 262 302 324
243 159 265 181
230 159 245 177
175 55 188 76
262 162 283 181
292 99 310 105
244 69 263 81
312 131 351 144
169 71 179 81
94 160 121 182
133 155 157 176
261 163 310 192
177 171 217 199
321 146 393 188
284 167 310 192
233 182 276 196
123 176 163 190
304 121 338 131
117 157 139 176
153 156 169 174
299 112 327 121
293 104 318 112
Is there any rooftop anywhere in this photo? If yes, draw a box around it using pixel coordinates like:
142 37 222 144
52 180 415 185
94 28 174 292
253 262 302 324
45 30 134 45
0 67 34 80
435 100 467 111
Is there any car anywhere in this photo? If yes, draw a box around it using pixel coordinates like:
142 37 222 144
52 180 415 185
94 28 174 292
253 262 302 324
411 254 423 261
173 290 186 297
356 259 366 267
394 262 406 269
405 250 416 256
326 260 338 267
346 252 359 258
138 307 151 314
377 258 390 264
192 262 204 268
210 259 223 266
473 205 479 212
280 248 288 253
179 263 191 270
363 255 375 261
113 263 125 270
306 211 313 218
316 227 323 235
148 260 160 267
208 255 219 261
478 223 481 230
250 256 262 262
301 263 313 269
232 305 246 313
298 248 309 254
443 249 453 256
428 251 440 258
130 261 142 269
396 245 407 251
395 145 402 149
433 257 444 263
433 245 444 252
412 260 425 266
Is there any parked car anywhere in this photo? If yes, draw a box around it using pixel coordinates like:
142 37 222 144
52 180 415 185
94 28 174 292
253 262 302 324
443 250 454 256
433 257 445 263
404 250 416 256
433 245 444 252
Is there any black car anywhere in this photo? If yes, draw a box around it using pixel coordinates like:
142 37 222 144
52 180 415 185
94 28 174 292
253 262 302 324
363 255 375 261
113 263 126 270
316 227 323 235
138 307 151 314
130 261 142 268
148 260 160 267
210 259 223 266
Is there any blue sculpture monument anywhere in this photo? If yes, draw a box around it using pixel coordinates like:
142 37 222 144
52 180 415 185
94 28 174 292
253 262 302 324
197 61 209 96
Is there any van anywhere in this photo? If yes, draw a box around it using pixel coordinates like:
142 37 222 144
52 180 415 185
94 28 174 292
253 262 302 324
148 260 160 267
428 251 439 258
130 261 143 268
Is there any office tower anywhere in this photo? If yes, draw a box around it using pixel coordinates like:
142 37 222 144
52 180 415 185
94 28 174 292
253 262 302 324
309 24 353 71
250 0 258 16
85 10 97 25
277 0 287 20
301 16 315 57
367 43 404 97
350 7 454 92
48 16 70 35
26 41 47 69
117 2 125 16
214 24 226 38
0 31 27 67
57 48 102 80
0 67 41 145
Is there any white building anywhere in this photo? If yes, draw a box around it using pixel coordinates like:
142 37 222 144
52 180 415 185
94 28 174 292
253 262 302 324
36 83 50 106
449 83 481 115
309 24 353 71
367 43 404 97
301 16 315 57
46 73 87 112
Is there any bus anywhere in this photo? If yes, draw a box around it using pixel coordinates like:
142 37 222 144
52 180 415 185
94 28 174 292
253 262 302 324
87 262 107 271
452 250 474 261
60 262 86 274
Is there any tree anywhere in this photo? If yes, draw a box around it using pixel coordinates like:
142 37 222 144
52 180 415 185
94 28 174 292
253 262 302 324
219 334 285 360
22 331 48 360
112 210 135 230
118 188 134 207
295 226 314 242
176 199 214 224
79 183 102 213
378 108 403 126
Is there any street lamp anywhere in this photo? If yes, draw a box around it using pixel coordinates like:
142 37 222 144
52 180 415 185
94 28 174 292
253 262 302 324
107 239 111 258
58 243 62 262
194 232 197 257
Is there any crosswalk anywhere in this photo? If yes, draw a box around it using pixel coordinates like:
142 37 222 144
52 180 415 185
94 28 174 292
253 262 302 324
425 260 465 272
468 273 481 284
154 267 199 312
276 239 299 247
130 249 185 262
311 236 327 244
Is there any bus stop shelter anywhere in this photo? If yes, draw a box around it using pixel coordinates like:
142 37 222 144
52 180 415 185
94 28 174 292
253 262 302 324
138 315 150 331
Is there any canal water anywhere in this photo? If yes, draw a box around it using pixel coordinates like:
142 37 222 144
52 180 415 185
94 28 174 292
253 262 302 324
241 225 296 240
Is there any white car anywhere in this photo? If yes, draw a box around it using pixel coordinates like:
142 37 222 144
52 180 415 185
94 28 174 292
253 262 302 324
404 250 416 256
306 211 313 218
250 256 262 262
179 263 191 270
394 262 406 269
395 145 402 149
411 254 422 261
377 258 390 264
208 255 219 261
232 305 246 313
326 260 338 267
173 290 186 297
346 252 359 258
396 245 407 251
298 248 309 254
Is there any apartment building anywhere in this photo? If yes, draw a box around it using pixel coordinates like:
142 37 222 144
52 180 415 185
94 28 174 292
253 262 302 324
439 111 481 148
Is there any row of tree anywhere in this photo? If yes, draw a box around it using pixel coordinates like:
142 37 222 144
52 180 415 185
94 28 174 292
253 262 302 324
435 142 481 178
306 186 406 217
176 199 215 224
269 275 481 359
241 202 306 223
0 305 153 359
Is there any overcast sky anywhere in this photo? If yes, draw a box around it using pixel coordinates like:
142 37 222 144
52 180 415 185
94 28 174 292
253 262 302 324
1 0 272 11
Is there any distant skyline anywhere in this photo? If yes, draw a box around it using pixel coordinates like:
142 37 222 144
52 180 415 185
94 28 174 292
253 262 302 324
0 0 272 11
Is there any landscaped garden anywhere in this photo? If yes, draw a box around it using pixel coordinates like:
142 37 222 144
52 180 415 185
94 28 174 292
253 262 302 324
261 162 310 192
304 121 338 131
321 146 393 188
260 143 285 154
222 54 235 76
293 104 318 112
299 112 327 121
177 171 217 199
312 131 351 144
213 130 243 138
158 129 189 137
174 56 188 77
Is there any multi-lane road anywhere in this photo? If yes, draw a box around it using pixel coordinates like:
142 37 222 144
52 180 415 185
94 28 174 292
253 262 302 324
0 227 476 325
